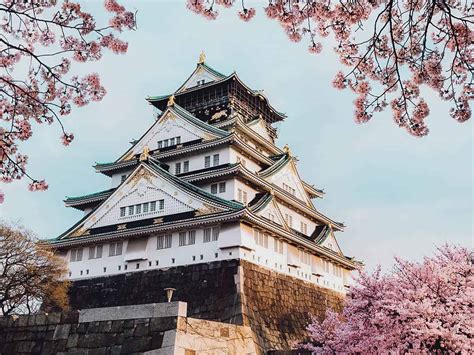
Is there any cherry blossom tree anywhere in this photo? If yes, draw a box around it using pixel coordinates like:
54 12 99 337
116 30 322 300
0 0 136 202
186 0 473 137
300 244 473 354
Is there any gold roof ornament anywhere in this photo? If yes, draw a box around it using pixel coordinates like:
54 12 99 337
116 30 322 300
198 50 206 64
283 144 291 155
167 94 176 107
139 146 150 162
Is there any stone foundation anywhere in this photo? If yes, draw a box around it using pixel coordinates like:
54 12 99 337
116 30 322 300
66 260 344 353
0 302 256 354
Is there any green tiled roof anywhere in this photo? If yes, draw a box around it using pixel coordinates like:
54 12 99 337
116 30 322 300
65 188 115 202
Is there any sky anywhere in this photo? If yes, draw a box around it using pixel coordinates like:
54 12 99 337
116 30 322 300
1 1 472 270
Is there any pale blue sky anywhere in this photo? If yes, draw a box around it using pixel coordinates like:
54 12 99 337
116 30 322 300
1 1 472 269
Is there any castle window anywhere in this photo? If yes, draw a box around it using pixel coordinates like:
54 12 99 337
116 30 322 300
183 160 189 172
274 239 284 254
70 248 83 262
175 162 181 174
299 250 311 265
88 245 103 259
179 232 187 246
219 182 226 193
285 214 293 228
103 267 107 273
188 230 196 245
80 270 83 276
322 260 331 273
124 265 128 270
109 242 123 256
157 141 163 149
118 265 121 271
170 137 175 146
150 201 156 211
200 255 203 260
120 207 126 217
253 229 268 248
157 234 172 249
212 226 219 241
203 228 211 243
300 222 308 234
135 204 141 214
163 140 169 148
237 189 248 204
158 199 165 210
143 203 149 213
193 255 196 261
128 206 134 216
213 154 220 166
211 183 218 194
172 258 175 263
136 263 140 269
176 136 181 145
204 156 211 168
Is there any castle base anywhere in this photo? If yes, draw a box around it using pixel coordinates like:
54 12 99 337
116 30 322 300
67 260 344 352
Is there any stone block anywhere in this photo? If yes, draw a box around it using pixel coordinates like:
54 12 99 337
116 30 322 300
53 324 71 340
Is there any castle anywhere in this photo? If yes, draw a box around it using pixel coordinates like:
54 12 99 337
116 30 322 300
47 54 359 352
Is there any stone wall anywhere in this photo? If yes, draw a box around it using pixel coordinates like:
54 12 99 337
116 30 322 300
66 259 344 353
68 260 243 324
0 302 256 355
239 261 344 352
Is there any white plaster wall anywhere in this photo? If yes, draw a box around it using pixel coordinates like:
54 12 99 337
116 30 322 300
195 178 236 201
234 179 258 205
163 146 231 175
278 203 317 235
229 147 263 173
64 222 348 294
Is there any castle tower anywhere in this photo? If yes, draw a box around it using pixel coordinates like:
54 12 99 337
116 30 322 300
48 55 359 352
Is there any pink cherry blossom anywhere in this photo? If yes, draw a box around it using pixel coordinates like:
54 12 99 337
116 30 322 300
301 244 473 354
186 0 473 137
0 0 136 201
238 8 256 22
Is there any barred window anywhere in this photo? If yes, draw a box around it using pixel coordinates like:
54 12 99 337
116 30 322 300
70 248 83 262
135 204 141 214
150 201 156 211
219 182 226 193
109 242 123 256
179 232 187 246
88 245 103 259
175 162 181 174
203 228 211 243
183 161 189 172
213 154 220 166
211 227 219 241
158 199 165 210
157 234 172 249
188 230 196 245
204 156 211 168
120 207 126 217
211 183 218 194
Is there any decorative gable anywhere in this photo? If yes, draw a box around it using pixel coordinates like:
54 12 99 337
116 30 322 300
63 163 231 238
247 118 273 143
261 157 313 208
176 64 226 93
320 230 343 255
255 196 289 230
118 106 227 162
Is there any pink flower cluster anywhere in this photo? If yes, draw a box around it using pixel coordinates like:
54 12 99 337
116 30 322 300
186 0 473 137
0 0 136 202
301 244 473 354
